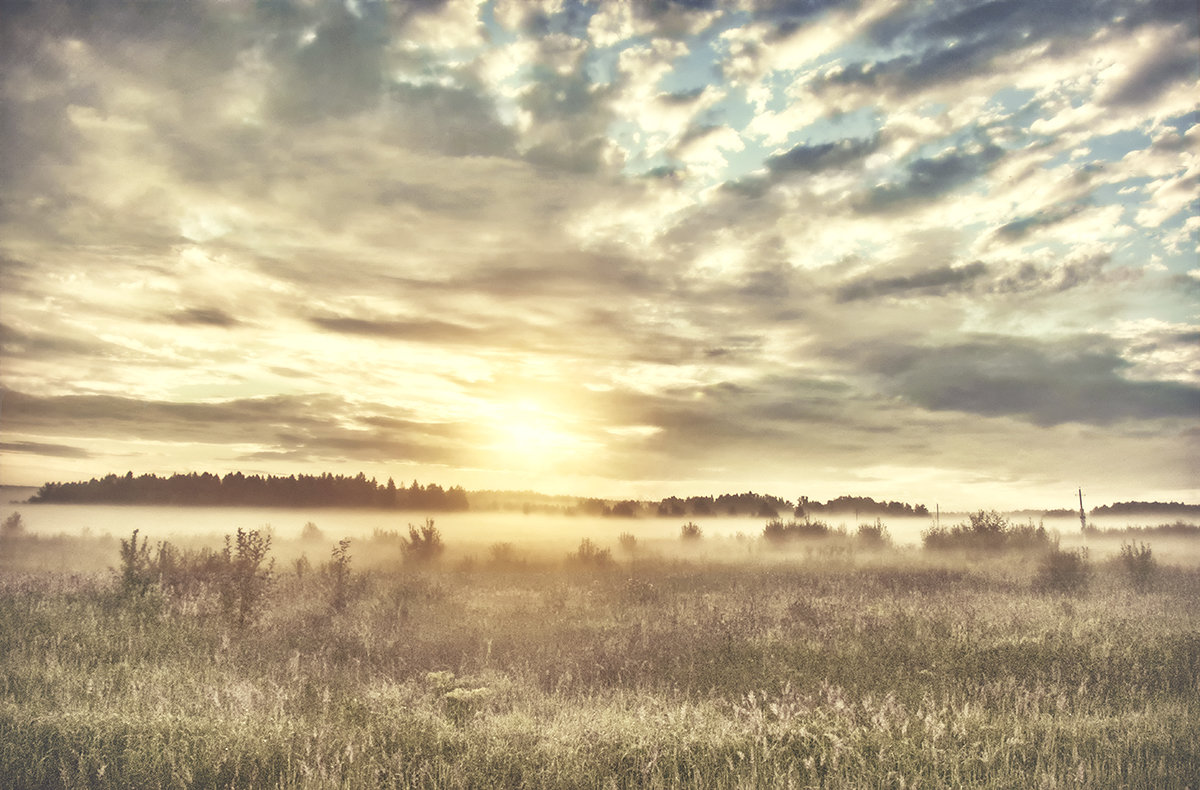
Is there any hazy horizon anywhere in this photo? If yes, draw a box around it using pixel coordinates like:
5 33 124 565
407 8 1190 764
2 0 1198 511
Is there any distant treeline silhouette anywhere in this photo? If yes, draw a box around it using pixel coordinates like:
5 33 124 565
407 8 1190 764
1089 501 1200 516
29 472 469 510
797 495 930 518
574 492 929 519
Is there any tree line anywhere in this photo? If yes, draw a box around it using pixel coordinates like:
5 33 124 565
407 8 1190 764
575 492 929 519
28 472 469 510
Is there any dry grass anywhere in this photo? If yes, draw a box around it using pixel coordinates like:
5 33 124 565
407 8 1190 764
1 527 1198 788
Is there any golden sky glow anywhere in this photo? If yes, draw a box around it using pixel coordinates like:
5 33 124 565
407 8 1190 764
1 0 1197 509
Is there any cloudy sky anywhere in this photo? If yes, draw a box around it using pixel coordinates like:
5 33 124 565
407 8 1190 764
1 0 1197 509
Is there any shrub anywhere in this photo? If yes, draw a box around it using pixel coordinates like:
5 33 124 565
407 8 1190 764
617 532 637 553
116 529 156 597
570 538 612 567
487 542 524 569
300 521 323 542
679 522 702 541
1 511 25 539
153 541 222 597
219 528 275 627
1035 544 1091 595
923 510 1050 552
402 518 445 564
855 519 890 546
327 538 353 613
1118 541 1156 592
763 518 830 544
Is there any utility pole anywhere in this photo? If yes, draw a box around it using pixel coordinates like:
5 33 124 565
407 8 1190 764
1078 488 1086 532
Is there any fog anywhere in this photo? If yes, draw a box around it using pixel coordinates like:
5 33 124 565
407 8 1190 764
4 492 1194 558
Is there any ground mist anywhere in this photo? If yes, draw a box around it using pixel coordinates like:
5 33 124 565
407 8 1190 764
1 521 1197 789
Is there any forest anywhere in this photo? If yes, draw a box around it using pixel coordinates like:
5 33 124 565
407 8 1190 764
28 472 470 511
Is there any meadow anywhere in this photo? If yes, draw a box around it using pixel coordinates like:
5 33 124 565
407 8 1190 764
0 512 1198 788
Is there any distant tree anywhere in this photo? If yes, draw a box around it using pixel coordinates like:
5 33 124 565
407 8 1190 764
1 512 25 540
657 497 686 517
606 500 640 518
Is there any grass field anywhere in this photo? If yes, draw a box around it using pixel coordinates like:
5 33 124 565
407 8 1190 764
1 517 1198 788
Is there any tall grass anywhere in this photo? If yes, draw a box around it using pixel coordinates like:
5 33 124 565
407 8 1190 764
0 527 1197 788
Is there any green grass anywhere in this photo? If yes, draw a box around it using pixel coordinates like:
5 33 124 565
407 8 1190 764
1 531 1198 788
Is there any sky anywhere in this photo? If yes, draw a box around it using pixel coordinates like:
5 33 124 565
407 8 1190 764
1 0 1198 510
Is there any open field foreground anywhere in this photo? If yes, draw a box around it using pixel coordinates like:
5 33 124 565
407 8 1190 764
1 525 1198 789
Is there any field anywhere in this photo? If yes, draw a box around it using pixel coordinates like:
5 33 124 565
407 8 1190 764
1 516 1198 788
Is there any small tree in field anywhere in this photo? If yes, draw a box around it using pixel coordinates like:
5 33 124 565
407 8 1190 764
680 522 703 541
328 538 353 613
219 528 275 627
402 518 445 564
1 512 25 540
570 538 612 567
117 529 156 597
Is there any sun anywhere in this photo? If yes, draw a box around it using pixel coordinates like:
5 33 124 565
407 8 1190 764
486 399 587 469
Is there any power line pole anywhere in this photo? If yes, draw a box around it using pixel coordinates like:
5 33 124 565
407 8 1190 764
1078 488 1086 532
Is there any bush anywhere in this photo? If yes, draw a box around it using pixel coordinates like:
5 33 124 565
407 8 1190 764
487 542 524 569
327 538 353 613
116 529 156 597
402 518 445 564
1118 541 1156 592
1034 544 1091 595
679 522 702 541
1 512 25 540
219 528 275 627
617 532 637 554
763 518 829 544
570 538 612 567
855 519 890 546
923 510 1050 552
300 521 323 542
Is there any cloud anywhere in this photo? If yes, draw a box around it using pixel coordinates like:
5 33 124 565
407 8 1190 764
854 336 1200 426
993 204 1086 241
0 441 92 459
766 134 883 176
168 308 241 328
836 261 989 302
0 388 474 467
309 315 482 344
859 141 1006 211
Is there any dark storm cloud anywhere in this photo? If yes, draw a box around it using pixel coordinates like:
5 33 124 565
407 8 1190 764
836 261 988 302
0 441 92 459
853 337 1200 426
